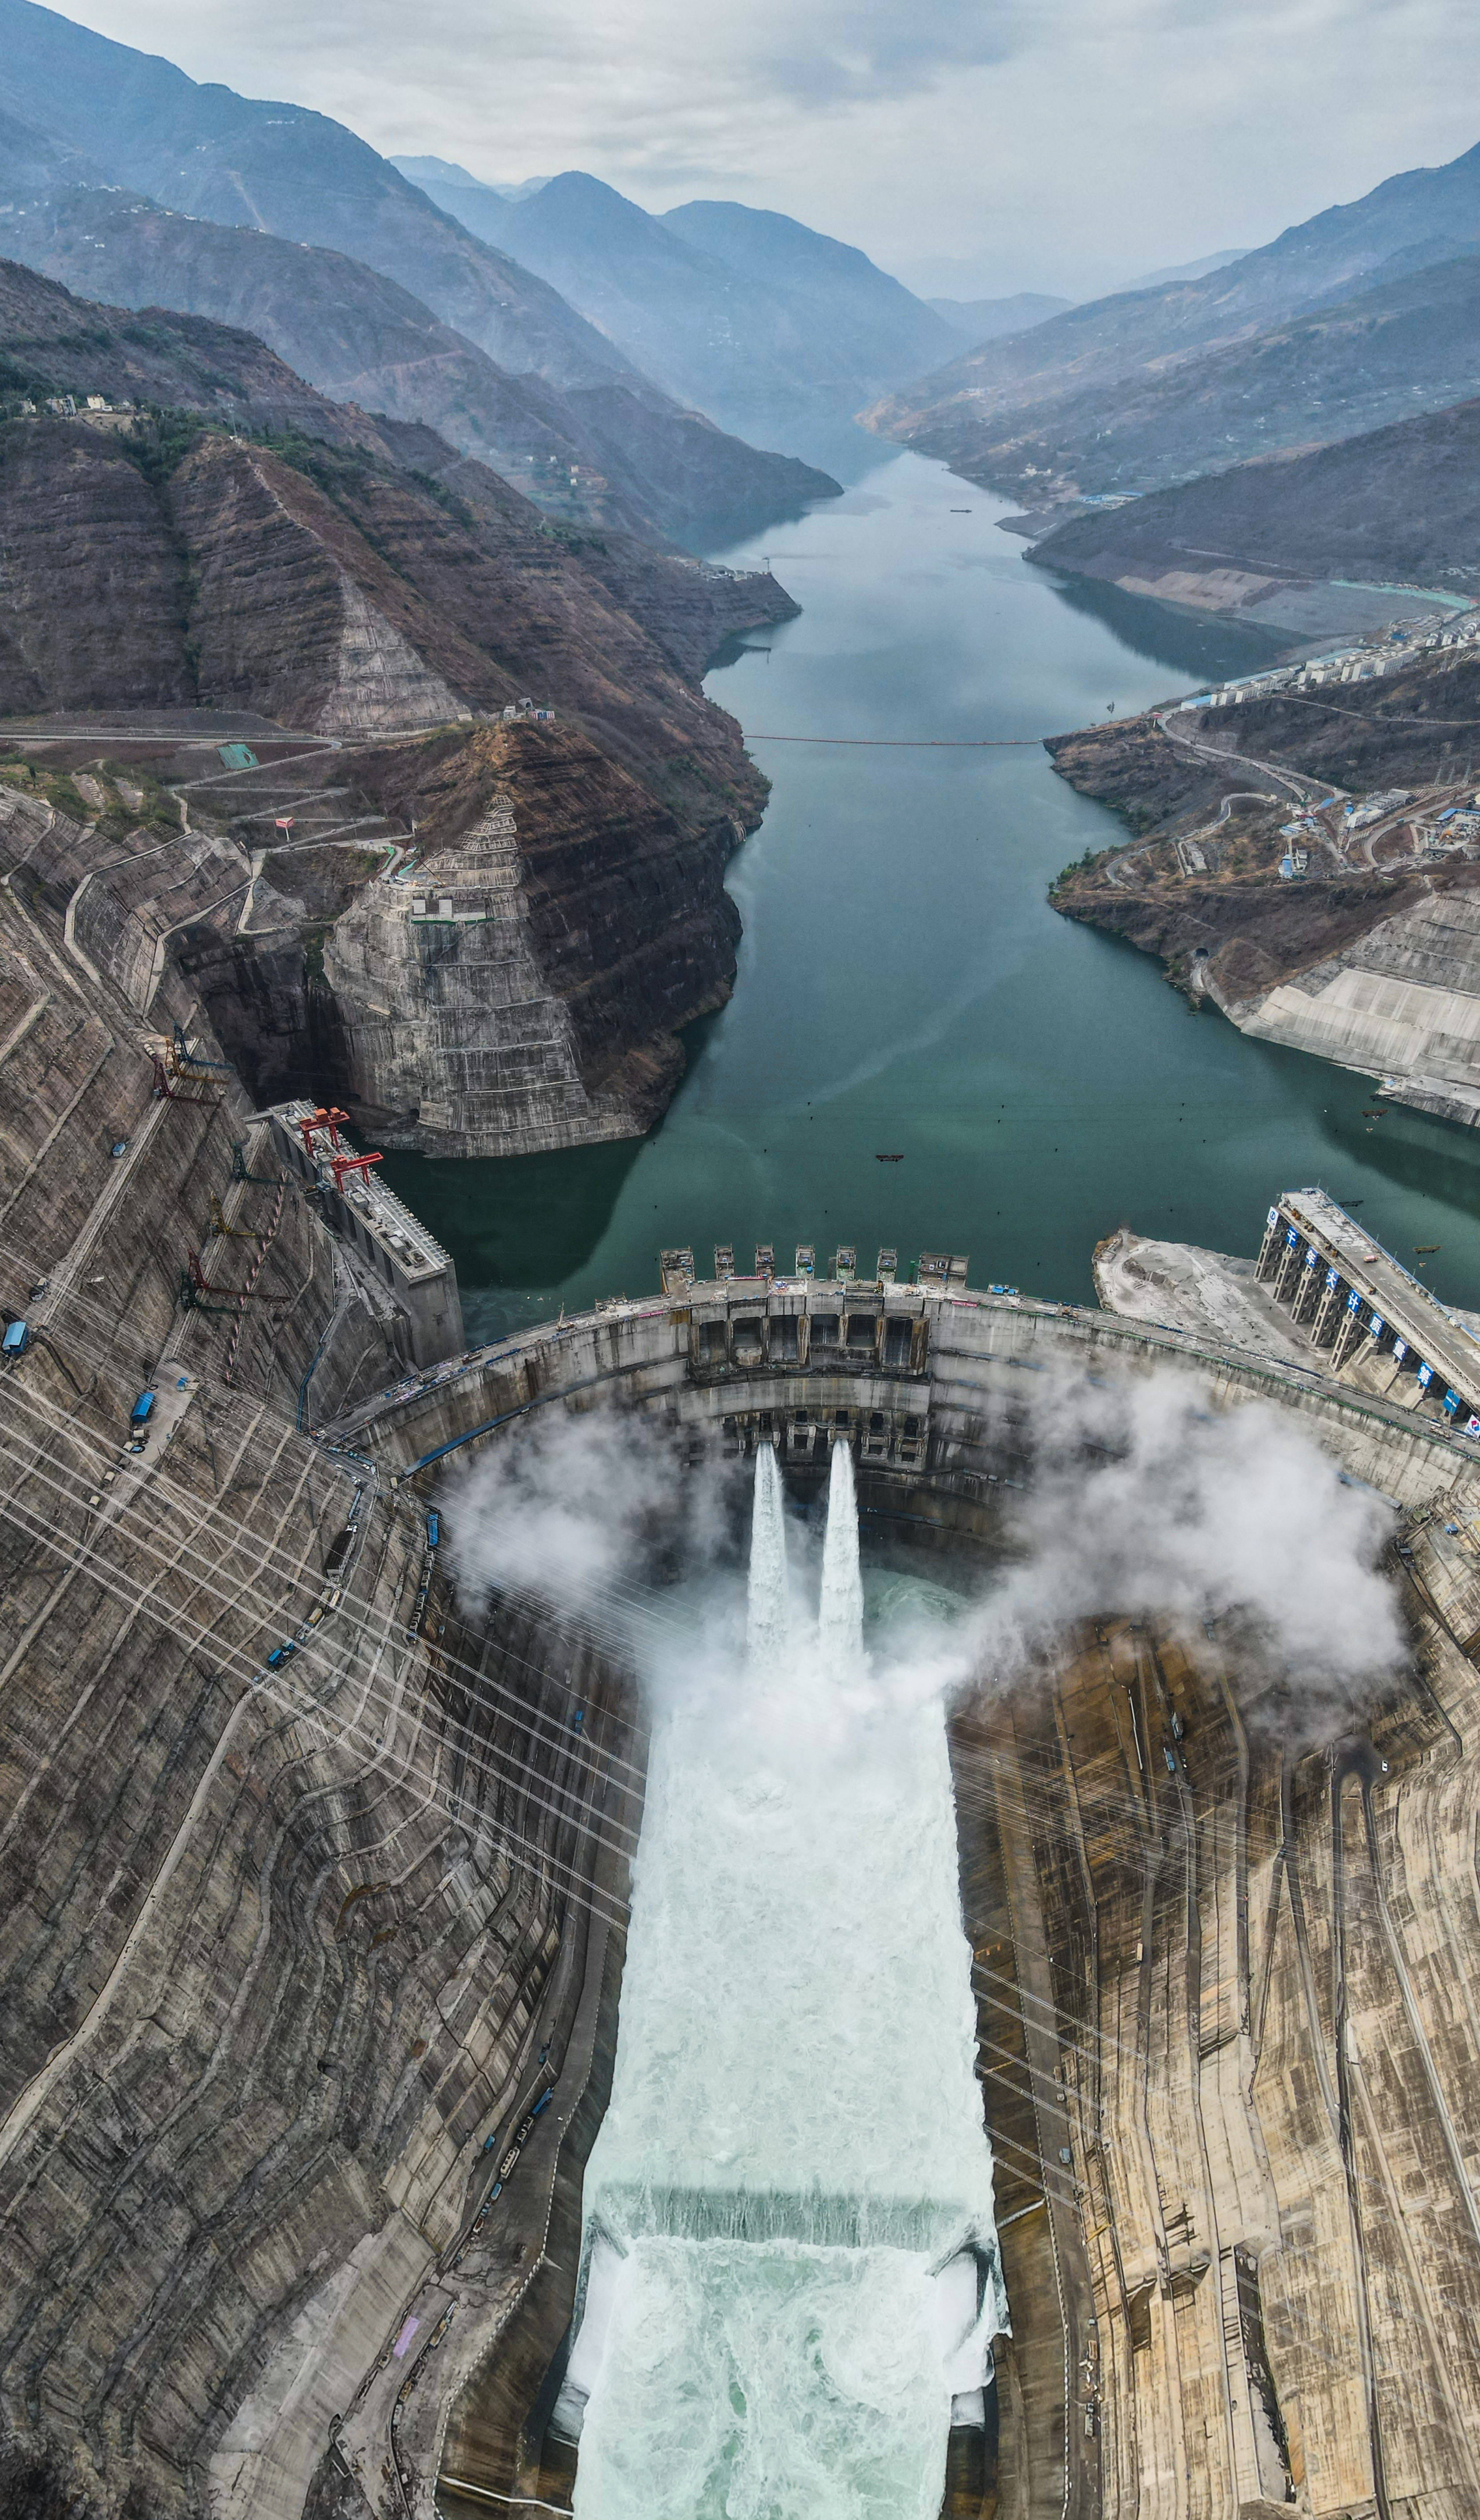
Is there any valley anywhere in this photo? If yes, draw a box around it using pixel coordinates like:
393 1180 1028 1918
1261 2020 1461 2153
11 9 1480 2519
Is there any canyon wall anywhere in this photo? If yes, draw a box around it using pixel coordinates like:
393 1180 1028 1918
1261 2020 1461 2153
0 774 635 2520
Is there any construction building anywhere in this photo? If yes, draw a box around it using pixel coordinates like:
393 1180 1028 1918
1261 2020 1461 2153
262 1099 464 1368
1256 1184 1480 1426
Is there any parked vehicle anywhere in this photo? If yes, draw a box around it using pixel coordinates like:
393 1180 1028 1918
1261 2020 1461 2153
2 1320 29 1360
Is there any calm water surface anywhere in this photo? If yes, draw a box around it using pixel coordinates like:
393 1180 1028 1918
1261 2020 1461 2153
385 449 1480 1335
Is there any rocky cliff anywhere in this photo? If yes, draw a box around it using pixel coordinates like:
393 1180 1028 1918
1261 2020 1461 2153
1047 642 1480 1120
0 780 637 2520
318 721 743 1156
0 264 786 1151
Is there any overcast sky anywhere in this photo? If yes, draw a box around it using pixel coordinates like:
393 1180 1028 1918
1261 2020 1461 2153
57 0 1480 296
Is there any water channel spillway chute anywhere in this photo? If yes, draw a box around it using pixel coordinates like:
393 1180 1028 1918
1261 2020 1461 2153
564 1440 1005 2515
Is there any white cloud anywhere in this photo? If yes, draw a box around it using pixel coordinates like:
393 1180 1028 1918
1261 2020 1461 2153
52 0 1480 293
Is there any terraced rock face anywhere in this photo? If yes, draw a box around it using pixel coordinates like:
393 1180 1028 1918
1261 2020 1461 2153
1045 645 1480 1121
322 722 743 1155
0 790 636 2520
0 421 194 713
0 353 784 1142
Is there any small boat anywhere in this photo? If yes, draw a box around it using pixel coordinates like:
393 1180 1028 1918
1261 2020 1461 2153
874 1152 905 1163
1416 1244 1441 1254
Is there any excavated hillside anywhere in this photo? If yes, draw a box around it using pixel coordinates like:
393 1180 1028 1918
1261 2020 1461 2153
1047 641 1480 1121
0 260 808 1148
0 766 639 2520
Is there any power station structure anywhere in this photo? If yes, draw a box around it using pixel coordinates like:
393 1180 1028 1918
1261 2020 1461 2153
1255 1184 1480 1427
262 1099 464 1367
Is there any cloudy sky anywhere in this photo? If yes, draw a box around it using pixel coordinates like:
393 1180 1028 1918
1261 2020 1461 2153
57 0 1480 295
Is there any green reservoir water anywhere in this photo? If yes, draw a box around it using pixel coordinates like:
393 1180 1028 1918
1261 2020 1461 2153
384 448 1480 1339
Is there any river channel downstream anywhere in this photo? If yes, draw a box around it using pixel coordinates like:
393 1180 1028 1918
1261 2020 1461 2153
386 444 1480 1329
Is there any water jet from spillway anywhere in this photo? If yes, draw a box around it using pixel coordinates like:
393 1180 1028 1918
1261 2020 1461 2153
817 1434 864 1676
746 1438 789 1668
563 1440 1004 2517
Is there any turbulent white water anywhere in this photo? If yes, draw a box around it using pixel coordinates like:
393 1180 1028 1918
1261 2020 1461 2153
568 1446 1003 2518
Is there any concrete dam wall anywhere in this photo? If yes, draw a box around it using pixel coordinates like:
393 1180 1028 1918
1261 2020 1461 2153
7 708 1480 2520
307 1272 1480 2520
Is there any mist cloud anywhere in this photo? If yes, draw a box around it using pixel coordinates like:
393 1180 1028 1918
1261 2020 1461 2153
445 1403 743 1634
442 1366 1406 1732
960 1363 1407 1715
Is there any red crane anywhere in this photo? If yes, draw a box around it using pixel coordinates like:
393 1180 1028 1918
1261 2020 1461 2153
298 1105 350 1158
328 1150 382 1195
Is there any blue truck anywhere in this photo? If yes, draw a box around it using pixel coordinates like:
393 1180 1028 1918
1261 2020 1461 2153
130 1390 156 1429
2 1320 29 1360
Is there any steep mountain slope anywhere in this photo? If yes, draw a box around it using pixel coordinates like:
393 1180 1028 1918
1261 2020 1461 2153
0 97 98 190
0 252 371 440
0 186 837 546
1029 395 1480 601
0 265 784 762
883 248 1480 506
867 137 1480 471
0 0 636 395
661 197 955 391
0 256 803 676
0 260 796 1146
397 164 955 427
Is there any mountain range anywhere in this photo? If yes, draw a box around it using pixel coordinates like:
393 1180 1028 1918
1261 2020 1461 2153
866 138 1480 497
881 246 1480 510
0 0 848 550
390 161 959 434
0 183 836 550
0 255 799 725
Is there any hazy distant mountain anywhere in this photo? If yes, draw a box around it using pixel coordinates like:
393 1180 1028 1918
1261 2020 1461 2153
885 248 1480 507
0 1 847 547
0 99 100 192
1121 247 1251 290
868 137 1480 473
393 157 548 207
663 198 955 400
928 292 1073 343
0 184 839 548
0 0 645 395
395 163 957 430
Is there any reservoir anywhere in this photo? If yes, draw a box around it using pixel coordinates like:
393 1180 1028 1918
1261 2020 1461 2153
386 446 1480 1331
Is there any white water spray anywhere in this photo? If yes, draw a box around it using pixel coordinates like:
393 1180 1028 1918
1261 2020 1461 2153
817 1435 864 1674
566 1440 1003 2517
746 1439 789 1667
